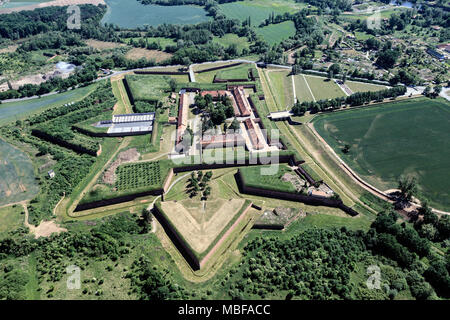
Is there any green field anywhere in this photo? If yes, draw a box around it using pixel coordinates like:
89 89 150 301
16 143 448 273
0 205 24 237
255 21 296 45
212 34 250 53
101 0 211 28
125 74 187 102
0 84 97 125
239 164 296 193
115 161 162 191
268 70 294 108
0 139 39 206
313 98 450 211
303 75 345 100
219 0 305 26
346 81 387 93
215 64 250 80
294 74 315 102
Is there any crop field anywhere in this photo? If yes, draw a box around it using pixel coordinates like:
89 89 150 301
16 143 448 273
268 70 295 108
0 139 39 206
345 81 387 93
101 0 211 28
115 161 162 191
255 21 297 45
219 0 305 26
239 164 296 193
313 98 450 211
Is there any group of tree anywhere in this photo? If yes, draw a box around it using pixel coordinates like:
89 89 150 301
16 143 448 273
187 170 212 199
292 85 406 115
195 93 234 131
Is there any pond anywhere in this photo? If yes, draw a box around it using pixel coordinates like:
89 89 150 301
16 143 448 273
101 0 211 28
389 1 418 8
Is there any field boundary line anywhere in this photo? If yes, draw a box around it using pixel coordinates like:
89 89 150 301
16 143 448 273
292 75 297 105
303 74 316 102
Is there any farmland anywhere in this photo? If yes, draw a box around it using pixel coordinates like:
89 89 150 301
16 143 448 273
313 98 450 211
101 0 210 28
219 0 306 26
115 161 162 191
0 139 39 207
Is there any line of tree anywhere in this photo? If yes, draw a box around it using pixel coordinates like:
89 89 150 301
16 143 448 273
292 85 407 115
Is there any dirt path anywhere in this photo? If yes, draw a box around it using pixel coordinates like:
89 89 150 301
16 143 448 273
22 202 67 238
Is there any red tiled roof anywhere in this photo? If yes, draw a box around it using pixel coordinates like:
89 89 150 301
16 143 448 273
244 118 263 150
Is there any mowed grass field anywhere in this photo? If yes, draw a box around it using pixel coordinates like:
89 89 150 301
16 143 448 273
303 75 345 100
313 98 450 211
346 81 387 93
255 21 296 45
294 74 315 102
268 70 295 108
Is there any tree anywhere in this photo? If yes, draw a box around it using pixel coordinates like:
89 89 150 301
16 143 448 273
398 175 417 201
168 78 177 92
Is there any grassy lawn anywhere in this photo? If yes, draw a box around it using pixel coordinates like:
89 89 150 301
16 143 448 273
0 205 24 236
268 70 294 108
313 98 450 211
215 64 250 80
294 74 315 102
304 75 345 100
239 164 296 193
212 34 250 53
255 21 296 45
125 74 186 102
346 81 387 93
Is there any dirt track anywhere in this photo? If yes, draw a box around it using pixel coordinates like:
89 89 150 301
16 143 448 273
0 0 105 14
